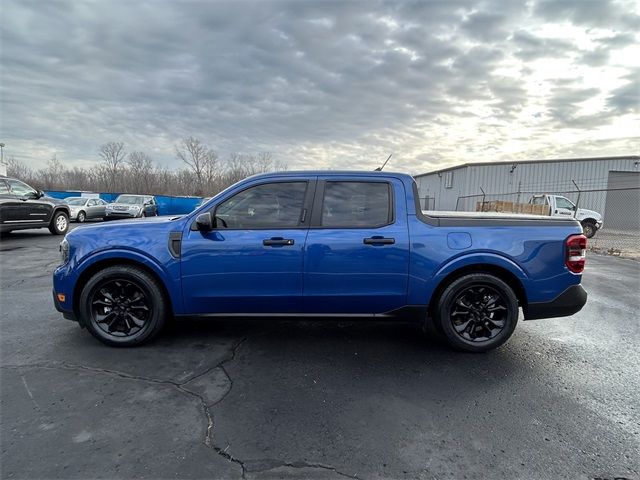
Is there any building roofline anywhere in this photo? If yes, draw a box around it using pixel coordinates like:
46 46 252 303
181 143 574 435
414 155 640 178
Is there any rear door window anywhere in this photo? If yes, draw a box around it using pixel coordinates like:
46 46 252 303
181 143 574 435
320 182 392 228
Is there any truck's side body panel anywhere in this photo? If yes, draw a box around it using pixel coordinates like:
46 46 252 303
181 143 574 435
53 171 586 326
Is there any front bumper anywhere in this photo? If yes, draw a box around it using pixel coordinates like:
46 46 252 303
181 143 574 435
524 284 587 320
52 288 77 321
106 211 139 219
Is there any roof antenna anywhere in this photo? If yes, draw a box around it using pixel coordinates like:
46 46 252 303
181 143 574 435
375 154 392 171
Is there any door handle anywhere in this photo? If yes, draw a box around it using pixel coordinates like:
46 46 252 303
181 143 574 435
263 237 295 246
363 236 395 245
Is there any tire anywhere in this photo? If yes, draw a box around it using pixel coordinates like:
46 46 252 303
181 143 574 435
79 265 168 347
48 211 69 235
582 221 596 239
435 273 518 352
77 211 86 223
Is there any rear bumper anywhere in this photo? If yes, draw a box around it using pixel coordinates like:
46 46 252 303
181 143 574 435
525 284 587 320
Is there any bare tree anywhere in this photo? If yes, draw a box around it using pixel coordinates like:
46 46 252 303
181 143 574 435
41 155 64 190
175 137 218 195
5 143 286 198
99 142 126 191
5 156 34 183
127 151 155 194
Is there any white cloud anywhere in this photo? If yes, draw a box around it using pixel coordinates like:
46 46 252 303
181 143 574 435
0 0 638 176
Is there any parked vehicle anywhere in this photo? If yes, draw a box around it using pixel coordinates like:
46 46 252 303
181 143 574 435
64 197 108 222
53 171 587 351
529 194 603 238
0 175 70 235
105 195 158 219
195 197 211 209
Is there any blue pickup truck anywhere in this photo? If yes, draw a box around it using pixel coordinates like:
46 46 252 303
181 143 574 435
53 171 587 352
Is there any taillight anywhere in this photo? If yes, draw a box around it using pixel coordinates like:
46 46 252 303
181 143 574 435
565 234 587 273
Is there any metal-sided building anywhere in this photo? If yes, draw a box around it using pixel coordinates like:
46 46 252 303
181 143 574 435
414 156 639 224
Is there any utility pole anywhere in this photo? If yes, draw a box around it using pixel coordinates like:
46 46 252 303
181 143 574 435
0 143 5 176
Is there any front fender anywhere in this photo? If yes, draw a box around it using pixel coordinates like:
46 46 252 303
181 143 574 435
67 247 182 315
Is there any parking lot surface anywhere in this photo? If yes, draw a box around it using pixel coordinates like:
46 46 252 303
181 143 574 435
1 226 639 479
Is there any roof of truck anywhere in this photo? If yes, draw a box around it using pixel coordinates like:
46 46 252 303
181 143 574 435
247 170 413 179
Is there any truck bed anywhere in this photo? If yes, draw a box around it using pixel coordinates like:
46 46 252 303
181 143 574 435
421 210 579 226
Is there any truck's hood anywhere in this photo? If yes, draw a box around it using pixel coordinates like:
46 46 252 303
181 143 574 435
577 208 602 220
68 215 180 235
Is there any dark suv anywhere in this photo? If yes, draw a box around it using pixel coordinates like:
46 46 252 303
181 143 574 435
0 176 71 235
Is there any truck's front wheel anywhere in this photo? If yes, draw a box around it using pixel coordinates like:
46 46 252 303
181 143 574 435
79 265 167 347
581 221 596 238
436 273 518 352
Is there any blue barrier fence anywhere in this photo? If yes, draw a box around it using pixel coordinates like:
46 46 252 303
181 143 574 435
44 191 203 216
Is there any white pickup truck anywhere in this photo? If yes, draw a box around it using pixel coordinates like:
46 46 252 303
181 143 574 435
530 194 603 238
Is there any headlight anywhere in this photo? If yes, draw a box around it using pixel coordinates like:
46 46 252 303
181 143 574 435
106 205 113 210
59 239 69 264
129 206 141 211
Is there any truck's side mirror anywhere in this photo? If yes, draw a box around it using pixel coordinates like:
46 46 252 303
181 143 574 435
195 212 213 232
36 190 45 199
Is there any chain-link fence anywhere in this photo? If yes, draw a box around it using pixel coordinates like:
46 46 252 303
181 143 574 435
442 174 640 258
418 195 436 210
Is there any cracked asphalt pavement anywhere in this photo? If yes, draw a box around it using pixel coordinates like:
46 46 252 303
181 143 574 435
1 226 639 479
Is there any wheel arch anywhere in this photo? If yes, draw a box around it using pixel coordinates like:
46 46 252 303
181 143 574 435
427 263 528 320
72 256 175 323
52 205 70 216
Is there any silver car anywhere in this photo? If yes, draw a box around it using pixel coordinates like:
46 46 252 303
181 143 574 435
64 197 108 223
105 194 158 219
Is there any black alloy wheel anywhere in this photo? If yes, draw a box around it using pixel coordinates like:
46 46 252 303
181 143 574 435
450 285 508 342
436 273 518 352
90 279 152 337
80 265 167 346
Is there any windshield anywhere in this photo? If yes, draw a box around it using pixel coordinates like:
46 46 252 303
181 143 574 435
115 195 145 205
65 198 87 206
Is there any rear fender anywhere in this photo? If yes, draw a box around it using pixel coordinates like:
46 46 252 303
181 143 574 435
434 252 528 281
416 252 531 309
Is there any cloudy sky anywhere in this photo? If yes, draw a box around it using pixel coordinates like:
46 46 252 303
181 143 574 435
1 0 638 174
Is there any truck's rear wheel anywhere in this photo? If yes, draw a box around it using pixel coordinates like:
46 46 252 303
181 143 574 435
582 221 596 239
79 265 167 347
436 273 518 352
